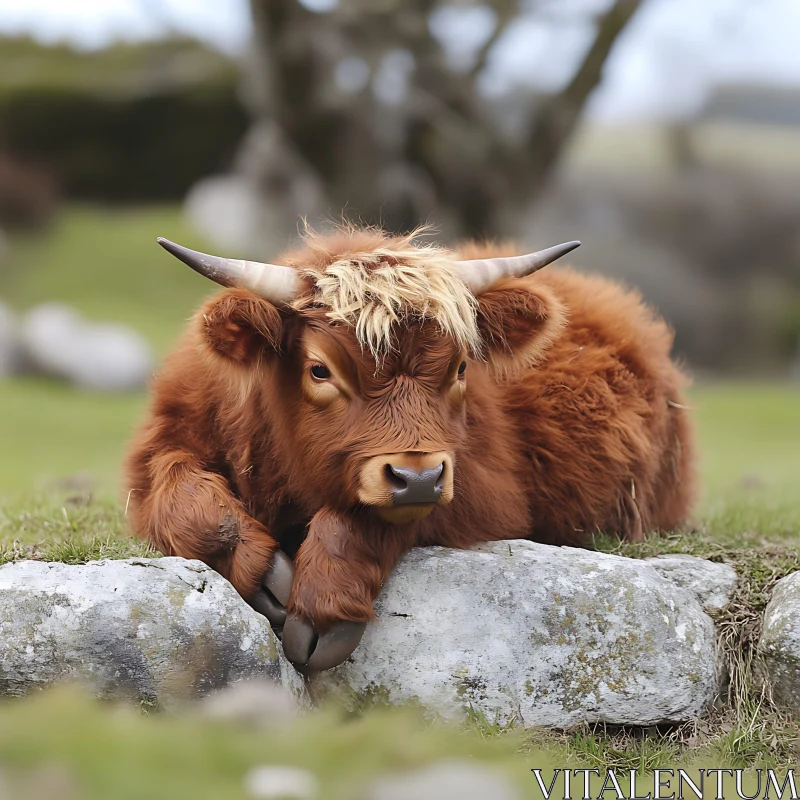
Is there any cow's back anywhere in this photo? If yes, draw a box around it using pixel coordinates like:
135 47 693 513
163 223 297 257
502 267 695 543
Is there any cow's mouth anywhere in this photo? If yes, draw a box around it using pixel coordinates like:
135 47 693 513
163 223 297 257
374 503 438 524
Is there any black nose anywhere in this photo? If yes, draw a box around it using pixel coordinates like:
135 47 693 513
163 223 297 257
386 463 444 505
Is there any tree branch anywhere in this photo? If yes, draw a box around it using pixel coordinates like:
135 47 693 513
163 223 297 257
468 0 518 79
523 0 643 199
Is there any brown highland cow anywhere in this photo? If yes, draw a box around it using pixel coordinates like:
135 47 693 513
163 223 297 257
125 227 695 670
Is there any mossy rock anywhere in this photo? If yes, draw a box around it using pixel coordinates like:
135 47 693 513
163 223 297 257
313 541 731 727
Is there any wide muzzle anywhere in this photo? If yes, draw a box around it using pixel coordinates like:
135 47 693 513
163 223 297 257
358 452 454 524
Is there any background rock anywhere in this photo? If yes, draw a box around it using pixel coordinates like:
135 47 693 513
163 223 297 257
201 678 300 730
645 554 738 612
314 541 722 727
0 299 22 376
0 558 304 708
244 766 319 800
184 174 266 254
20 303 154 391
758 571 800 711
364 760 519 800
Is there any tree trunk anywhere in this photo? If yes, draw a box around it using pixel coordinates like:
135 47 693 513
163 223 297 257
236 0 643 242
524 0 643 203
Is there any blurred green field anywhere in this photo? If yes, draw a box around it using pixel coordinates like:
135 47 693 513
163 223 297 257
2 205 212 354
567 123 800 176
0 205 215 498
0 688 552 800
2 377 799 516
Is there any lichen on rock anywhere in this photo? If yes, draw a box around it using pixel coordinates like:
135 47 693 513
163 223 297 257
0 558 304 708
0 543 733 727
313 541 724 726
758 571 800 711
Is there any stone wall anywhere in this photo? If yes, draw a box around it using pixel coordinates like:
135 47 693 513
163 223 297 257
0 541 765 727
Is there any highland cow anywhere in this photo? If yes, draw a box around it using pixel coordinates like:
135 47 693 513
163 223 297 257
125 227 695 671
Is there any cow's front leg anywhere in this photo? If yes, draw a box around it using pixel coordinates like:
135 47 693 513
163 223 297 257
128 453 292 632
282 508 405 671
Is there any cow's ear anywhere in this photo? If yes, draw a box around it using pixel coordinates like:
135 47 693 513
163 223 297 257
199 289 284 364
474 280 567 379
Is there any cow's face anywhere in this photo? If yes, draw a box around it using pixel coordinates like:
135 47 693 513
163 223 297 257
168 229 573 524
287 311 468 523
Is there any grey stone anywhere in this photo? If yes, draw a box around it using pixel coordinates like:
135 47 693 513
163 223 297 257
20 303 154 391
364 760 519 800
314 541 722 726
758 570 800 711
185 122 325 255
244 766 318 800
0 544 730 726
184 174 266 254
0 558 304 708
201 678 300 729
646 554 738 612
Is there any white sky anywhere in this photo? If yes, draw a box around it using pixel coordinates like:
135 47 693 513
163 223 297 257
0 0 250 52
0 0 798 122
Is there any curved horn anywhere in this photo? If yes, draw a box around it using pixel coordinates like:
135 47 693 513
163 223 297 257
455 240 581 295
157 238 300 306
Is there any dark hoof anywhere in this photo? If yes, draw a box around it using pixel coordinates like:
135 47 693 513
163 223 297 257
309 621 367 671
282 614 366 672
249 551 294 632
282 613 317 666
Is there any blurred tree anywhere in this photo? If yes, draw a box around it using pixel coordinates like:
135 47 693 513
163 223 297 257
237 0 643 240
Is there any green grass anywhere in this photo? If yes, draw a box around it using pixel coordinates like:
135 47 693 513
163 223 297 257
2 205 212 355
0 204 219 497
0 378 145 495
0 495 150 566
1 378 797 571
0 689 547 800
1 205 800 775
694 382 800 498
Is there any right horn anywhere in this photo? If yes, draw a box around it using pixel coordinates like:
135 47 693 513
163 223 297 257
454 240 580 295
157 238 300 306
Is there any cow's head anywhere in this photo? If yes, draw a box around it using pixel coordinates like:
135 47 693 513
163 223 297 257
159 229 577 523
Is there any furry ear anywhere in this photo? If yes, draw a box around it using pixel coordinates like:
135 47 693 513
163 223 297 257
475 280 567 379
199 289 284 363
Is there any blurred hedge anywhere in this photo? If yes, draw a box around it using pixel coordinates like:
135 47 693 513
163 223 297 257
0 37 249 203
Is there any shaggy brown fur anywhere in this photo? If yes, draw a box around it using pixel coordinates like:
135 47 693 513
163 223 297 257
125 228 695 632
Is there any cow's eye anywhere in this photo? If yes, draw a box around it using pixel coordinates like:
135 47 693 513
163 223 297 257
457 361 467 376
310 364 331 381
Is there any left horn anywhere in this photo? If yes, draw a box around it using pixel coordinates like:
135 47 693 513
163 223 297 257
157 238 300 306
454 240 581 295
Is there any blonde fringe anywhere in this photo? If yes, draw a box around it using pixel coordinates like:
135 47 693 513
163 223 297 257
290 228 480 359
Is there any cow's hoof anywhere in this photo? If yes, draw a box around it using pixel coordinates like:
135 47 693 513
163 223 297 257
309 620 367 671
249 551 294 636
282 614 366 672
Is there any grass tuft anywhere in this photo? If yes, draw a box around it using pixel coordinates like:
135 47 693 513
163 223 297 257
0 493 154 567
